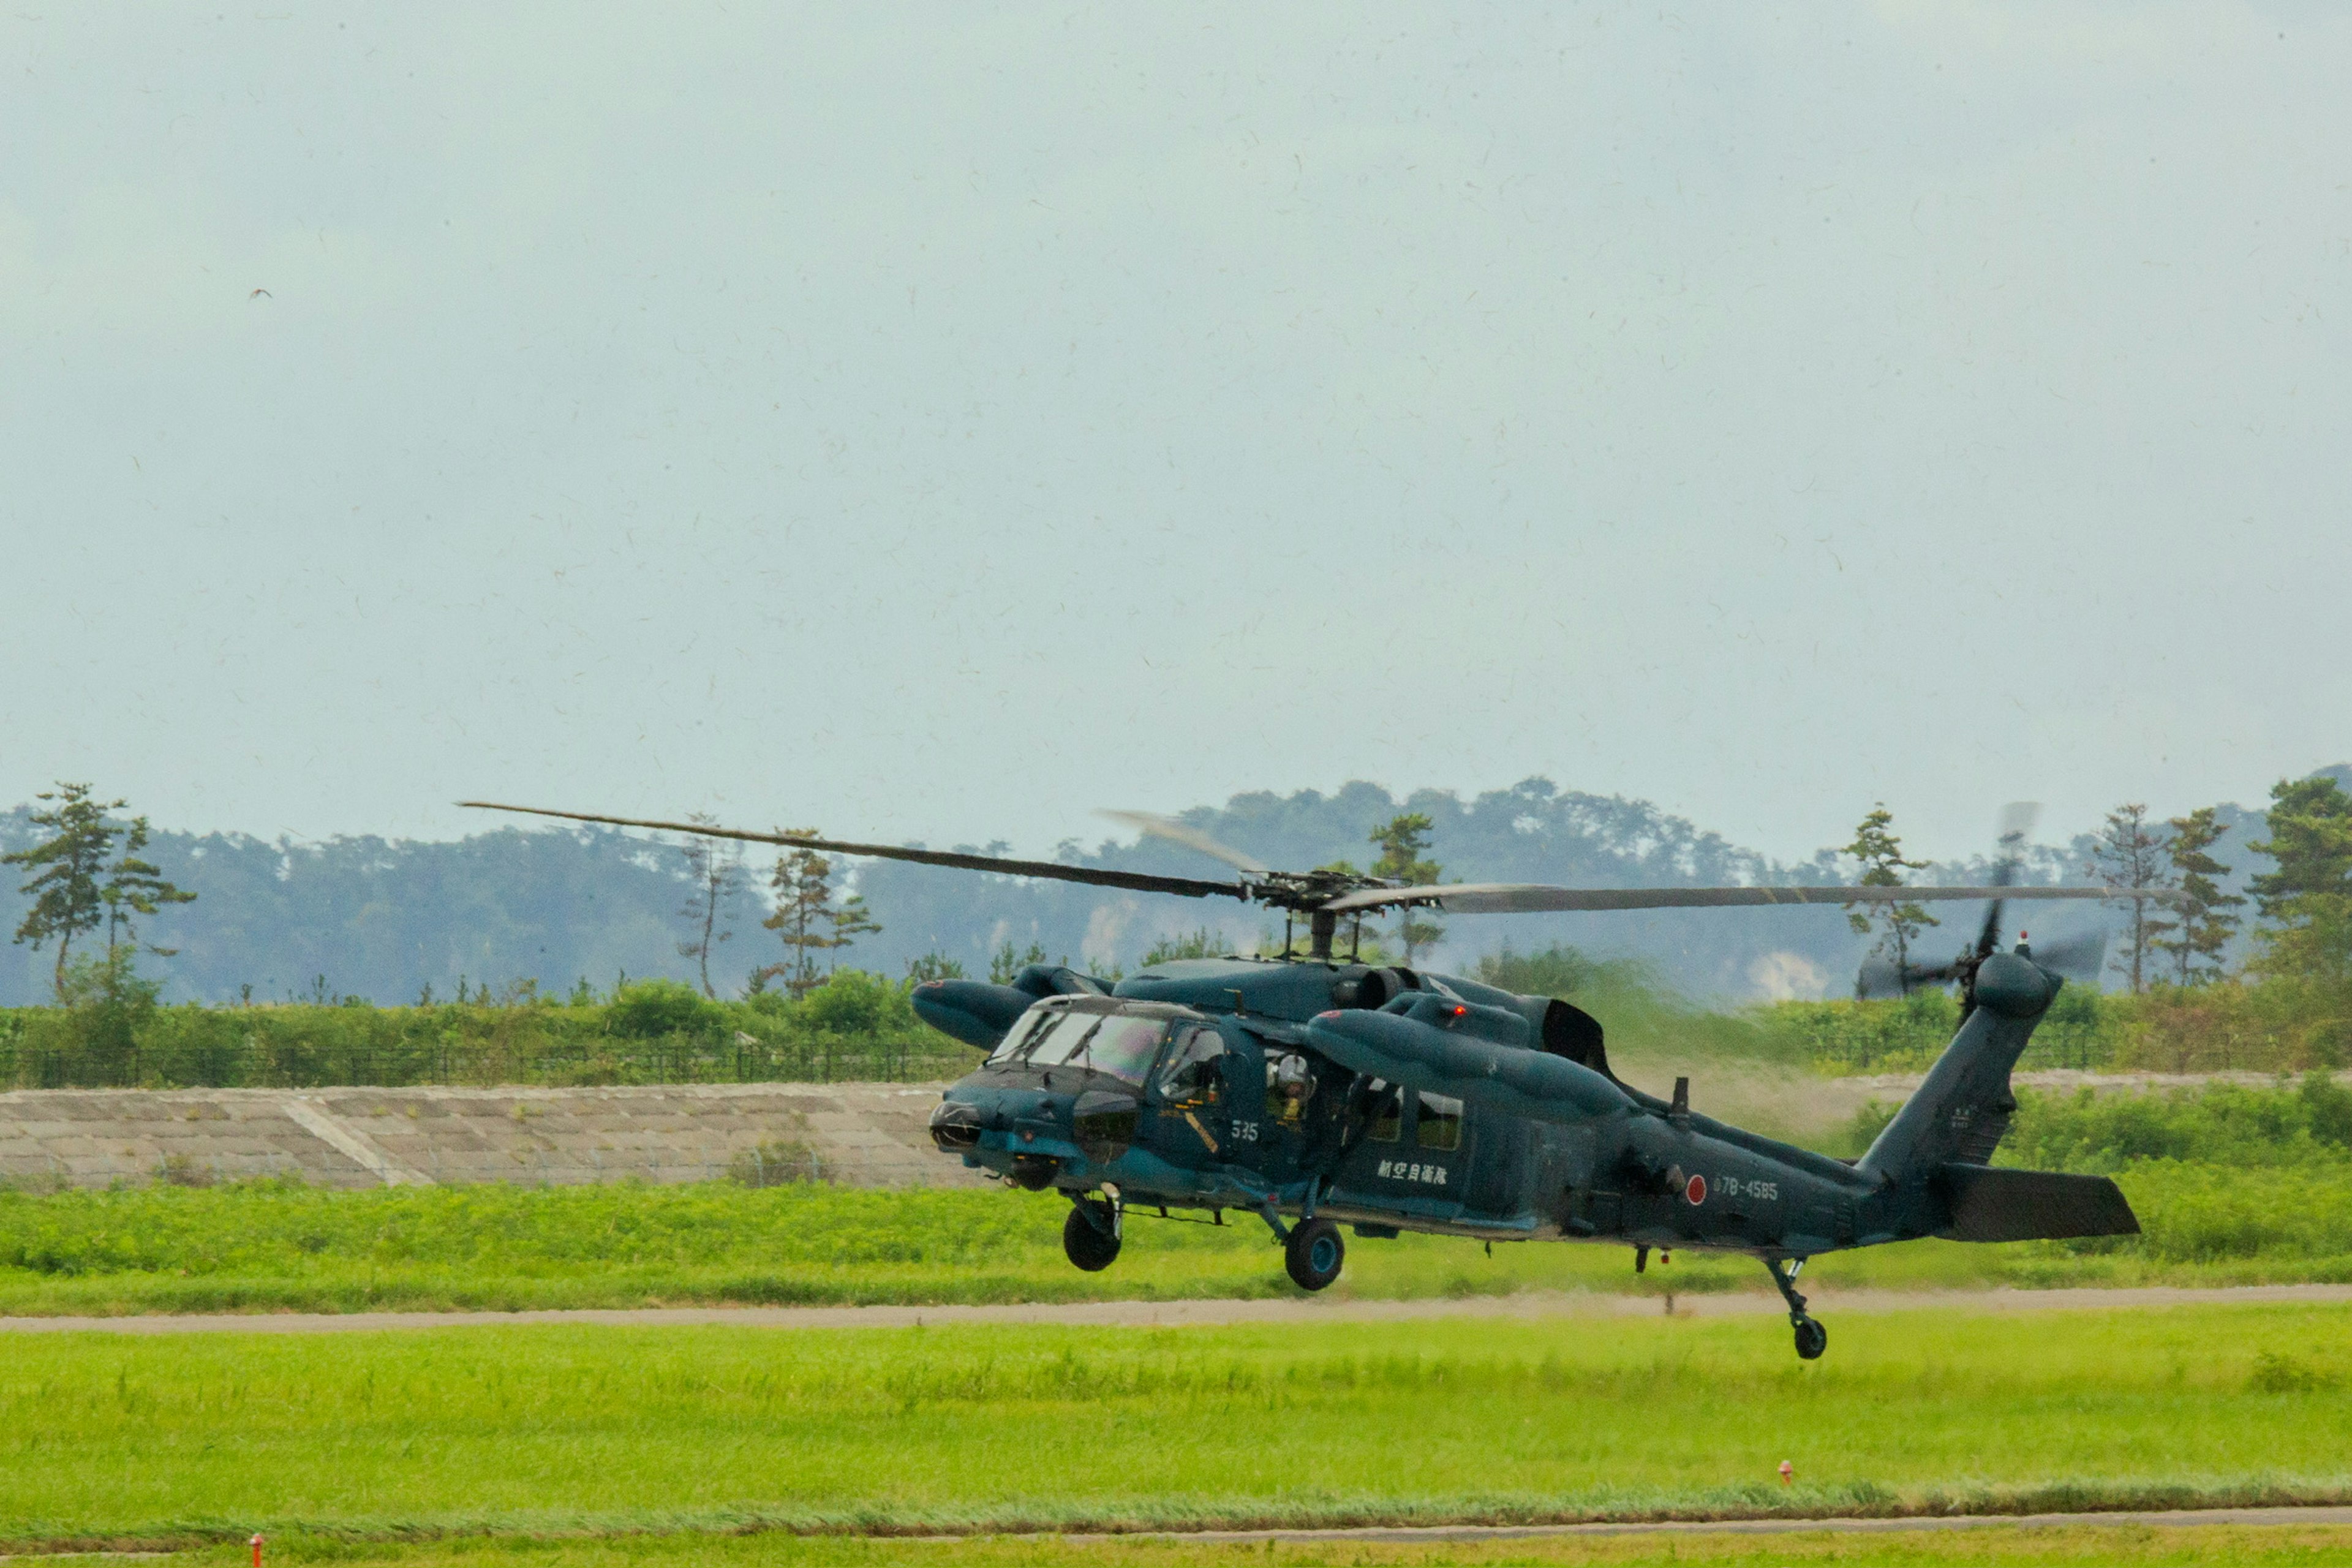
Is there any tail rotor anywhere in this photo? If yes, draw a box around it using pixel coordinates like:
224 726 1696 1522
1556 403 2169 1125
1857 803 2079 1003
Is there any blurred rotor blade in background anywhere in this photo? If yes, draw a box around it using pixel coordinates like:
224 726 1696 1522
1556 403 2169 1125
1856 956 1962 1001
2027 928 2110 980
1972 801 2043 959
1099 810 1268 876
1994 801 2043 852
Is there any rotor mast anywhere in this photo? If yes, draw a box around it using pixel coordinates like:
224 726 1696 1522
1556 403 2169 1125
1308 908 1337 962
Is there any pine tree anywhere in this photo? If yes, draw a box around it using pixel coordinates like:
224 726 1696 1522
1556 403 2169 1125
2153 805 2243 984
673 816 744 998
4 783 195 1009
100 814 195 960
2087 804 2173 994
2248 775 2352 986
825 892 882 975
1368 813 1442 965
759 835 839 998
989 939 1048 985
1842 804 1936 989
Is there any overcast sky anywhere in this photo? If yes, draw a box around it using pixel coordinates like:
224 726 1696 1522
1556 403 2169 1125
2 4 2343 869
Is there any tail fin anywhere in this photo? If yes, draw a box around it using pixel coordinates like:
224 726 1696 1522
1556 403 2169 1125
1856 952 2055 1185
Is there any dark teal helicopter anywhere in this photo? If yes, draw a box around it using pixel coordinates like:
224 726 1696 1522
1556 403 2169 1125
467 801 2163 1359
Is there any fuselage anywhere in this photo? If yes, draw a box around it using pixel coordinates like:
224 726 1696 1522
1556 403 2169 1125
920 956 1910 1257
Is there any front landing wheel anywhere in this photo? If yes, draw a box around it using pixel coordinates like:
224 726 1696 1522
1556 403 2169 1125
1284 1216 1345 1291
1793 1317 1827 1360
1063 1201 1121 1272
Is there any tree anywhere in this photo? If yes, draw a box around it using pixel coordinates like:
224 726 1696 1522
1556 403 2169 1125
1842 805 1936 990
101 814 195 959
2087 803 2174 994
673 816 744 998
759 835 839 998
5 783 116 994
826 892 883 975
2153 805 2243 984
3 783 193 999
989 939 1048 985
1368 812 1443 965
904 952 967 983
2248 775 2352 986
1142 927 1227 967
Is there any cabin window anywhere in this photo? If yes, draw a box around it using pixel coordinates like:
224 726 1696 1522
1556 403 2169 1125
1366 1079 1403 1143
1416 1092 1463 1152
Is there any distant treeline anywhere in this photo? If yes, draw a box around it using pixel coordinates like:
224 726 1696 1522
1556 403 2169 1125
0 974 970 1091
1769 981 2343 1076
10 774 2267 1008
7 970 2335 1092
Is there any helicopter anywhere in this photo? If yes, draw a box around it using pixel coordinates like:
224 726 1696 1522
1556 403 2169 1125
464 799 2173 1360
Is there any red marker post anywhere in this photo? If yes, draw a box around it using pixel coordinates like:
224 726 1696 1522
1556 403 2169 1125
1778 1460 1793 1487
251 1535 265 1568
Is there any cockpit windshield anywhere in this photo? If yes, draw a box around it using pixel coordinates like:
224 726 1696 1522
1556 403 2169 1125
985 1003 1180 1087
1080 1015 1167 1086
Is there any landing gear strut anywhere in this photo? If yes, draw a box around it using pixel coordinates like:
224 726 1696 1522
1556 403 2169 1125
1766 1256 1826 1360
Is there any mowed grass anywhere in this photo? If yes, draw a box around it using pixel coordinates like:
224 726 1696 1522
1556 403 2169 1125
150 1521 2352 1568
8 1163 2352 1317
7 1305 2352 1545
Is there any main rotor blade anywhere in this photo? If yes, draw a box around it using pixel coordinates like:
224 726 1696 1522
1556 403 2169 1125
1322 883 2190 914
458 802 1250 903
1099 810 1268 875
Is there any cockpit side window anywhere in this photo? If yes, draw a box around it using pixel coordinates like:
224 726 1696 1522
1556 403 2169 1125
1153 1024 1225 1102
1365 1079 1403 1143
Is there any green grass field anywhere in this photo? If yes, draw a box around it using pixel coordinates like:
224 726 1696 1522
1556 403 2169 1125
6 1304 2352 1548
5 1154 2352 1316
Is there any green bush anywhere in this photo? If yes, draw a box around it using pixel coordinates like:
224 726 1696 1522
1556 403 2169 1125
1765 978 2350 1078
603 979 722 1039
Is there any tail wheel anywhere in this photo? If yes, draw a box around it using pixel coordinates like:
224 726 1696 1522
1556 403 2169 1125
1062 1201 1121 1272
1284 1216 1345 1291
1793 1317 1827 1360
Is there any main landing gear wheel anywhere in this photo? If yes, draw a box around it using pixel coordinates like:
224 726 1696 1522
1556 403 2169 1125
1063 1199 1121 1272
1284 1216 1345 1291
1764 1255 1827 1360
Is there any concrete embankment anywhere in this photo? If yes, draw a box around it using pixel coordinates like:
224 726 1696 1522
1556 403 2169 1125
0 1082 986 1190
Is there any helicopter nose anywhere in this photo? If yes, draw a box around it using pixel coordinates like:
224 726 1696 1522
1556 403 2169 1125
927 1098 984 1152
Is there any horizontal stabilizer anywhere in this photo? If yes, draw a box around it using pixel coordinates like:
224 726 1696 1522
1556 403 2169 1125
1935 1163 2139 1243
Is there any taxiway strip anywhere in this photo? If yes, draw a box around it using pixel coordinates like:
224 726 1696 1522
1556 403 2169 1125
1 1282 2348 1334
1093 1503 2352 1543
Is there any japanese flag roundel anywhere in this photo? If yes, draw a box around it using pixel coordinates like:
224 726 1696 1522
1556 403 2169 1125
1684 1174 1707 1205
